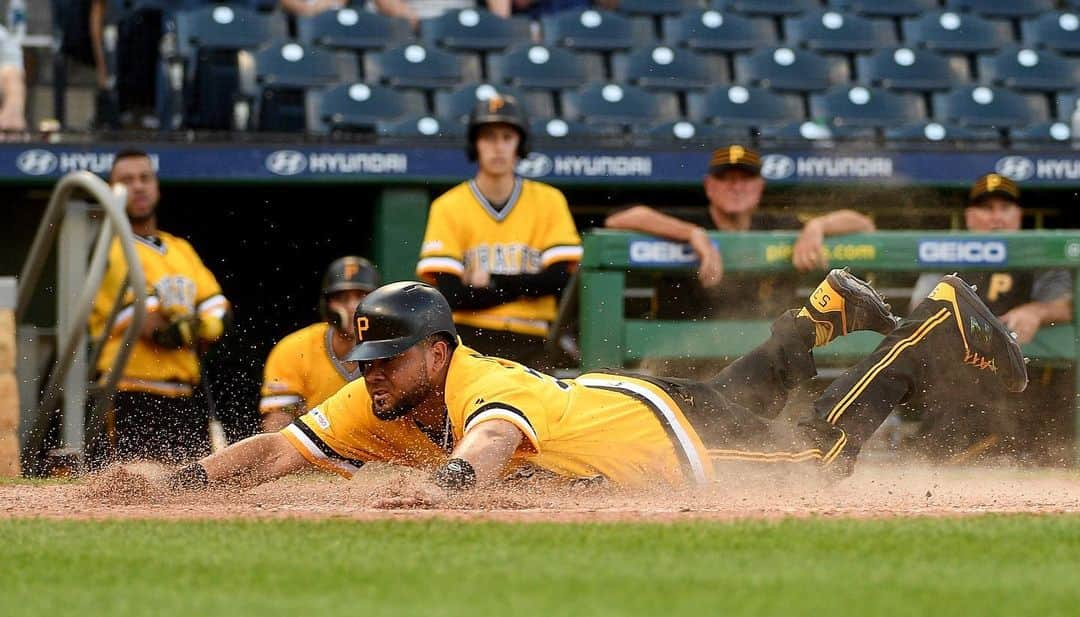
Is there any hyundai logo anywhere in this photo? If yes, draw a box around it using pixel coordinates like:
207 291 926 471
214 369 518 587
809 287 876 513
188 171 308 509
515 152 553 178
265 150 307 176
16 149 59 176
994 156 1035 181
760 154 795 180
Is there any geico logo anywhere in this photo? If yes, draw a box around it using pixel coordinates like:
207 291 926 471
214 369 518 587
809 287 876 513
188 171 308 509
918 241 1007 264
629 241 698 263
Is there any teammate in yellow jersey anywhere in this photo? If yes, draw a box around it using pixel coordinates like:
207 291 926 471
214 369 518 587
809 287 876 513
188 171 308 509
89 149 231 465
259 257 380 432
126 267 1024 502
417 94 581 369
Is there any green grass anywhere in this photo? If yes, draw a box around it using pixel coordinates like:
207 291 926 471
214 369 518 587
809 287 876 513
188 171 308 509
0 516 1077 616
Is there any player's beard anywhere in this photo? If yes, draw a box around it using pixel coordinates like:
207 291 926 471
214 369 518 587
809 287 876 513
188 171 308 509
372 371 435 421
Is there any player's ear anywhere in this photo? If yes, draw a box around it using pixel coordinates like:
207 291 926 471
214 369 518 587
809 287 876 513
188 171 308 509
427 338 451 375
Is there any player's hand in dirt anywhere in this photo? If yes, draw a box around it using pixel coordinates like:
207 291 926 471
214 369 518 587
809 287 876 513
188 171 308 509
84 463 168 503
1000 304 1041 344
688 227 723 287
792 221 828 272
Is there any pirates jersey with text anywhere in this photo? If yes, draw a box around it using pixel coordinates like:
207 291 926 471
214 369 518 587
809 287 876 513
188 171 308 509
260 322 360 417
280 378 448 477
89 232 229 395
416 178 582 336
443 346 715 487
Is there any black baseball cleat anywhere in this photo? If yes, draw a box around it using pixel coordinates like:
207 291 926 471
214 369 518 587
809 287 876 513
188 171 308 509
924 274 1028 393
797 268 900 347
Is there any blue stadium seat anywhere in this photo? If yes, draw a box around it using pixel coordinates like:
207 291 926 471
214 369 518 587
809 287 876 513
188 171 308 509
1010 121 1073 145
826 0 938 18
646 120 753 142
420 9 532 52
1021 12 1080 55
378 114 466 138
662 10 777 53
933 86 1048 128
616 0 702 17
758 121 876 142
978 47 1080 93
884 121 1001 144
312 82 427 133
434 83 553 123
542 8 653 52
296 8 411 52
530 118 624 140
810 85 924 128
612 46 721 91
487 45 605 90
709 0 820 17
902 12 1013 54
173 4 283 129
562 83 680 129
1056 92 1080 120
786 11 896 54
687 84 803 127
734 46 846 92
365 43 469 90
857 47 965 92
248 41 353 132
944 0 1055 19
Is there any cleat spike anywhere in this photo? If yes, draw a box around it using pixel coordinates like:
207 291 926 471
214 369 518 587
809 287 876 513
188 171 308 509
1010 331 1018 340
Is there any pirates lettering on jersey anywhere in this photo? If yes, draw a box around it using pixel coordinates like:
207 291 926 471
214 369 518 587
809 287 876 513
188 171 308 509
464 244 543 275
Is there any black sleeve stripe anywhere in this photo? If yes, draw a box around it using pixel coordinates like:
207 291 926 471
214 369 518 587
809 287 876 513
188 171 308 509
464 402 536 433
291 419 367 469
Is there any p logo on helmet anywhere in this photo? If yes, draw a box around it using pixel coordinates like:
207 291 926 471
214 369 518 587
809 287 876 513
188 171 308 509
356 316 370 341
343 260 360 281
487 96 506 113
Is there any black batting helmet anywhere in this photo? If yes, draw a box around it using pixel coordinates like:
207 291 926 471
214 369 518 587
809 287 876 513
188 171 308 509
319 256 381 329
345 281 458 362
466 94 529 162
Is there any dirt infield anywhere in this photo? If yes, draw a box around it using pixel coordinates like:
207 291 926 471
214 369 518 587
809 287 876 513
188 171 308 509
2 460 1079 523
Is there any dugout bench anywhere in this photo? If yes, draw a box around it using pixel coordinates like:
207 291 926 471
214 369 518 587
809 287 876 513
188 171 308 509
577 230 1080 462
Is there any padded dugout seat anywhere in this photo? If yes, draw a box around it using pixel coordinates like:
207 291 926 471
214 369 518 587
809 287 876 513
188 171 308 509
662 10 777 53
933 85 1048 128
857 47 965 92
542 9 653 53
978 47 1080 93
562 83 680 129
735 46 847 92
312 82 426 133
687 84 803 127
487 45 604 90
1021 12 1080 55
902 12 1014 54
810 85 924 128
785 11 896 54
420 9 531 52
612 46 722 91
297 8 411 52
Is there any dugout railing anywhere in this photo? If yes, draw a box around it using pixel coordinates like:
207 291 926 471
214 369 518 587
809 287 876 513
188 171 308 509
577 230 1080 461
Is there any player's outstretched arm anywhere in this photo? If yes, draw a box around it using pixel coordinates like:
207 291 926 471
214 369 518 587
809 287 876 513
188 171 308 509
606 205 722 286
437 419 524 489
168 432 311 491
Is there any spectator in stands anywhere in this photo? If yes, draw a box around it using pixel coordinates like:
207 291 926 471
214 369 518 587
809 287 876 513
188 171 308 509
417 95 581 369
905 173 1073 462
605 145 876 321
0 25 25 131
511 0 615 17
89 149 232 465
372 0 510 29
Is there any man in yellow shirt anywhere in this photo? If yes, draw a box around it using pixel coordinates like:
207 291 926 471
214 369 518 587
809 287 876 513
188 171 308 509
417 95 582 368
89 149 231 464
259 257 380 431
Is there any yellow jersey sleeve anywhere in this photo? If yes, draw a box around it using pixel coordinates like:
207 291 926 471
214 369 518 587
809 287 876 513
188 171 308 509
417 186 466 280
89 241 160 339
172 236 229 321
259 335 308 415
279 379 373 477
534 185 583 269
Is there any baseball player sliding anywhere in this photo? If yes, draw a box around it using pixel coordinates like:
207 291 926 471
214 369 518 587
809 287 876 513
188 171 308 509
116 269 1025 503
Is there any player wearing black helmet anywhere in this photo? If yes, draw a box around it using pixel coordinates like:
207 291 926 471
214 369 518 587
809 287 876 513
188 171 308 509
417 94 582 369
258 257 381 431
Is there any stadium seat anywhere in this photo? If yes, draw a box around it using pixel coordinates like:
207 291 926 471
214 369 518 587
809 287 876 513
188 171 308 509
1021 12 1080 55
611 46 721 91
365 43 471 90
708 0 820 17
1057 92 1079 120
933 86 1048 128
542 8 652 52
296 8 411 52
662 10 777 53
616 0 702 17
810 85 924 128
1010 121 1073 145
944 0 1055 19
758 121 876 142
247 41 354 132
434 83 553 123
902 12 1013 54
377 114 466 138
173 4 283 129
978 47 1080 93
646 120 753 142
734 47 846 92
826 0 938 18
529 118 624 140
786 11 896 54
884 121 1001 144
561 83 680 128
312 82 427 133
687 84 804 127
420 9 532 52
487 45 605 90
857 47 965 92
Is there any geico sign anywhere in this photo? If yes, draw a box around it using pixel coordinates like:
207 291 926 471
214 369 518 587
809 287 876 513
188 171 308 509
918 240 1007 264
629 240 699 265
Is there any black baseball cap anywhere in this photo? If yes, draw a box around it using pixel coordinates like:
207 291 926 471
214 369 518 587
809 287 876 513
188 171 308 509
969 173 1020 205
707 144 762 176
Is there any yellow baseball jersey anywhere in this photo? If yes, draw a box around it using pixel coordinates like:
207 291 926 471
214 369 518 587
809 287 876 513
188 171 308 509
90 232 229 396
281 378 448 477
260 322 360 417
443 346 714 487
416 178 583 336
